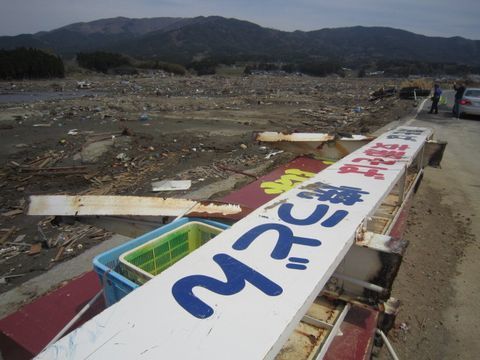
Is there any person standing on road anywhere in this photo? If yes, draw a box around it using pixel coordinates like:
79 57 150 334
429 84 442 114
453 82 466 115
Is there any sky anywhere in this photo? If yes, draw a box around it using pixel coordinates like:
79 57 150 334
0 0 479 39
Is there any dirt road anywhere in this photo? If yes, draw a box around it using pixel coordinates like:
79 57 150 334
379 91 480 359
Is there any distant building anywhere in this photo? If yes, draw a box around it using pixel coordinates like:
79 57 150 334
366 71 385 76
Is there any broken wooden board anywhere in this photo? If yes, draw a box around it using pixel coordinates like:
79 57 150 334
1 209 23 217
28 243 42 256
0 227 17 245
28 196 242 218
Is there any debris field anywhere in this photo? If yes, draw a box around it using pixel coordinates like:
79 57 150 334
0 74 414 292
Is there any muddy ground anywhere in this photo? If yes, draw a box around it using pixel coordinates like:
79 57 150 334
376 181 475 359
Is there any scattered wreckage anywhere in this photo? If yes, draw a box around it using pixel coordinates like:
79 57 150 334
0 126 446 360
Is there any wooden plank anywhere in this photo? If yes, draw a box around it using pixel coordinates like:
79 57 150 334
0 227 16 245
28 196 242 217
28 195 197 216
28 243 42 256
38 127 431 360
1 209 23 217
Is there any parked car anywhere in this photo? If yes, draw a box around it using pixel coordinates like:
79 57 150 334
458 88 480 117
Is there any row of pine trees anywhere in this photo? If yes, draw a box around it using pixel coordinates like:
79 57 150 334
0 48 64 80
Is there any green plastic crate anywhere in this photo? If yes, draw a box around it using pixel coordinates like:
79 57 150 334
119 221 224 285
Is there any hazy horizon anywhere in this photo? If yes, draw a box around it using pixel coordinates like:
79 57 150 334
1 0 479 40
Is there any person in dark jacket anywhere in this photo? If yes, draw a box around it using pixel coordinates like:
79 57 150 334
453 82 466 115
428 84 442 114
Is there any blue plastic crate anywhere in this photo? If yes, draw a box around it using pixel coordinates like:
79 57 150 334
93 218 229 306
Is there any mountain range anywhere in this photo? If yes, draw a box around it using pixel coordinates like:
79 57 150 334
1 16 479 65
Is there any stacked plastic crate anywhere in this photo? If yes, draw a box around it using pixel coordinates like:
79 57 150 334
93 218 228 306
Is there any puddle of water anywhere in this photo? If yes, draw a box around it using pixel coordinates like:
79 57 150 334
0 91 96 104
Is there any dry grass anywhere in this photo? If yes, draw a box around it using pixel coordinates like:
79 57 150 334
400 78 433 90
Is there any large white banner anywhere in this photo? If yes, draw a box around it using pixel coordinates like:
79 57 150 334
38 127 431 360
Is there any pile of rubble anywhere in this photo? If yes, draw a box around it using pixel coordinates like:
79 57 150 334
0 74 415 291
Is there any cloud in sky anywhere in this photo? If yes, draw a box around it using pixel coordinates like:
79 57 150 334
1 0 479 39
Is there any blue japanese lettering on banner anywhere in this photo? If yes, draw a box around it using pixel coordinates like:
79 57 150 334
172 183 368 317
278 203 347 227
286 257 309 270
172 253 282 319
297 183 369 206
386 128 424 142
232 223 321 259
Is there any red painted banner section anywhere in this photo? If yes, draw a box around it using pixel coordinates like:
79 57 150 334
389 192 414 239
220 156 330 209
0 271 103 360
324 305 379 360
